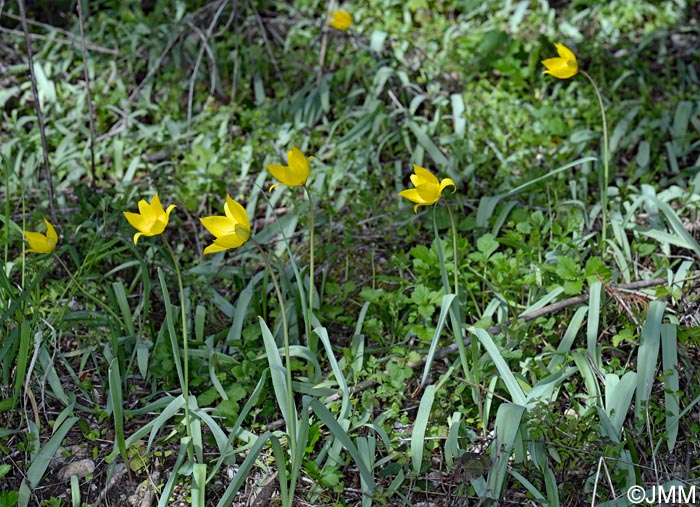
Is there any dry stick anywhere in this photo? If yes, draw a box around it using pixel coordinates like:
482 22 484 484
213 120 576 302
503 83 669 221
247 0 286 88
0 25 119 56
316 0 335 87
264 276 674 431
17 0 55 221
76 1 97 183
185 0 227 134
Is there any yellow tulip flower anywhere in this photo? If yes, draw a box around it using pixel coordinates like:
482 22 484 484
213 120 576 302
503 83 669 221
266 145 312 190
25 219 58 254
200 195 251 254
123 193 176 244
542 43 578 79
328 10 352 31
399 165 456 212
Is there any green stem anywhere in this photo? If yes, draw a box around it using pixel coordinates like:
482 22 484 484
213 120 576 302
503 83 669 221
251 238 296 460
581 69 609 256
302 184 317 365
303 185 315 329
162 237 191 445
443 198 459 297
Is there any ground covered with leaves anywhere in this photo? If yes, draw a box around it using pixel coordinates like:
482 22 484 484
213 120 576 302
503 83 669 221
2 1 700 506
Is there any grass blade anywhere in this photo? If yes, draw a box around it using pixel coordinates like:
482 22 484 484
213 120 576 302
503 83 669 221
472 328 526 406
636 301 665 418
411 384 435 475
661 323 679 450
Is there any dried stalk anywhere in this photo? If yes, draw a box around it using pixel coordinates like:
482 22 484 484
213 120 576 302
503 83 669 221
17 0 56 220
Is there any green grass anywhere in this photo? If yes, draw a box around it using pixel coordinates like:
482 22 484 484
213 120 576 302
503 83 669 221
1 1 699 506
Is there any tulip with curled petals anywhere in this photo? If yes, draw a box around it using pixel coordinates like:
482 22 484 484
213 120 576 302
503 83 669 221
399 165 456 212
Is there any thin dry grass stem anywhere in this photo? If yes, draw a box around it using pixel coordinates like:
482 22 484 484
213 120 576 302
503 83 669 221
17 0 56 221
316 0 335 87
247 0 285 88
0 11 119 55
590 456 616 506
186 0 227 134
76 1 97 183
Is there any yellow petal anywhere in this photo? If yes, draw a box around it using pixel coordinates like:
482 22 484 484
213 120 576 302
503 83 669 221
555 43 576 61
44 219 58 251
438 178 456 196
200 216 238 237
266 163 307 187
224 195 250 230
328 10 352 30
24 231 51 253
150 194 165 216
399 188 431 212
124 211 150 233
411 165 439 187
288 146 310 173
203 242 228 255
133 232 144 244
542 43 578 79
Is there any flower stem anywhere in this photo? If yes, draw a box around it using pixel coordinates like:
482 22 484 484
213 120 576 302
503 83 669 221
443 199 459 297
303 185 315 346
251 238 297 460
162 237 191 445
581 70 609 256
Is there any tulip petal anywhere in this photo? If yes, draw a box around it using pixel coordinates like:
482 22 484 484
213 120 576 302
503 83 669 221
124 211 149 232
412 165 439 186
556 43 576 61
200 216 238 237
439 178 456 195
25 231 50 253
224 195 250 229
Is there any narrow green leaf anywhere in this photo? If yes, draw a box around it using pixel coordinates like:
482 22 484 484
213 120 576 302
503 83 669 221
259 317 294 428
108 359 128 467
421 294 456 387
307 397 375 490
157 437 190 507
472 328 526 406
586 281 602 368
406 120 449 167
661 323 679 450
487 403 525 498
27 417 79 488
636 301 665 418
411 384 435 475
191 463 207 507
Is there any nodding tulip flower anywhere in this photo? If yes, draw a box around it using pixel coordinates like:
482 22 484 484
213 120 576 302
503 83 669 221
328 10 352 31
200 195 251 254
542 43 578 79
123 193 176 244
266 145 312 190
399 165 456 213
25 219 58 254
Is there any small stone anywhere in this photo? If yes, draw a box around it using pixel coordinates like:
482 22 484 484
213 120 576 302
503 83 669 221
56 459 96 481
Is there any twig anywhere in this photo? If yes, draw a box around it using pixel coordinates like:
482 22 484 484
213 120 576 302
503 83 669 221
17 0 56 221
0 25 119 55
76 1 97 183
317 0 335 87
247 0 286 89
185 0 227 134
